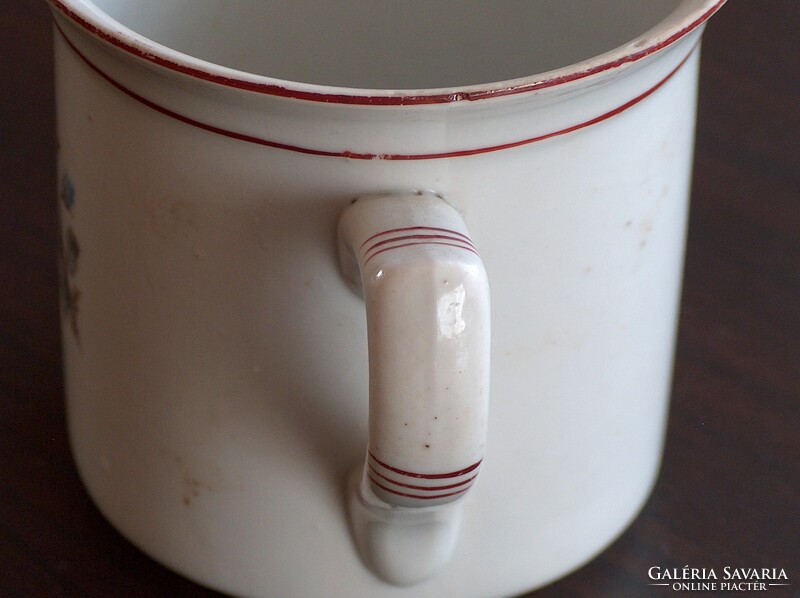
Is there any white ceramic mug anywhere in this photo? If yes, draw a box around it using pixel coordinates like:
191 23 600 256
49 1 726 596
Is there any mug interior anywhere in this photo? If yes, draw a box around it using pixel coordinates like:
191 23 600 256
87 0 683 89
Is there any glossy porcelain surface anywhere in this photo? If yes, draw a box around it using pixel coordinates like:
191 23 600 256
339 194 490 584
49 1 724 596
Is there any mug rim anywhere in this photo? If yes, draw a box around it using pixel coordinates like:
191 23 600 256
48 0 726 106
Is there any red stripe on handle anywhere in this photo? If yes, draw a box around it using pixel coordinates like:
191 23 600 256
369 475 472 501
360 226 473 249
368 464 478 492
364 233 475 259
363 241 479 265
368 452 482 480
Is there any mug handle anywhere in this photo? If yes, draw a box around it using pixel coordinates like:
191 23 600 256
338 193 490 585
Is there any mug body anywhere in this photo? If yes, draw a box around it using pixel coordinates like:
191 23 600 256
51 2 719 596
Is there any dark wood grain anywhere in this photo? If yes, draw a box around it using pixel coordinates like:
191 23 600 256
1 2 797 596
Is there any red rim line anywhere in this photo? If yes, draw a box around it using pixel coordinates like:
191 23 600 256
49 0 724 106
56 22 698 160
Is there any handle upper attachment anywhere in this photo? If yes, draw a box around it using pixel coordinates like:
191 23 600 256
338 193 490 585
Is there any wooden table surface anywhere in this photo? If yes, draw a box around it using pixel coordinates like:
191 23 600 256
1 2 797 597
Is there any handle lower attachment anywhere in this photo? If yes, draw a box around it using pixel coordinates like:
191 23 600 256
338 193 490 584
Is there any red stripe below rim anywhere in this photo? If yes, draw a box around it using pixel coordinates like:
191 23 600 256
368 465 478 492
49 0 725 105
56 23 697 160
369 476 471 501
368 452 482 480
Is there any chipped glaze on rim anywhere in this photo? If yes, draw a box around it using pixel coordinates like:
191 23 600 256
49 0 726 106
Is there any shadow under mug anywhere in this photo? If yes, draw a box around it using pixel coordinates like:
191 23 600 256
48 1 726 596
